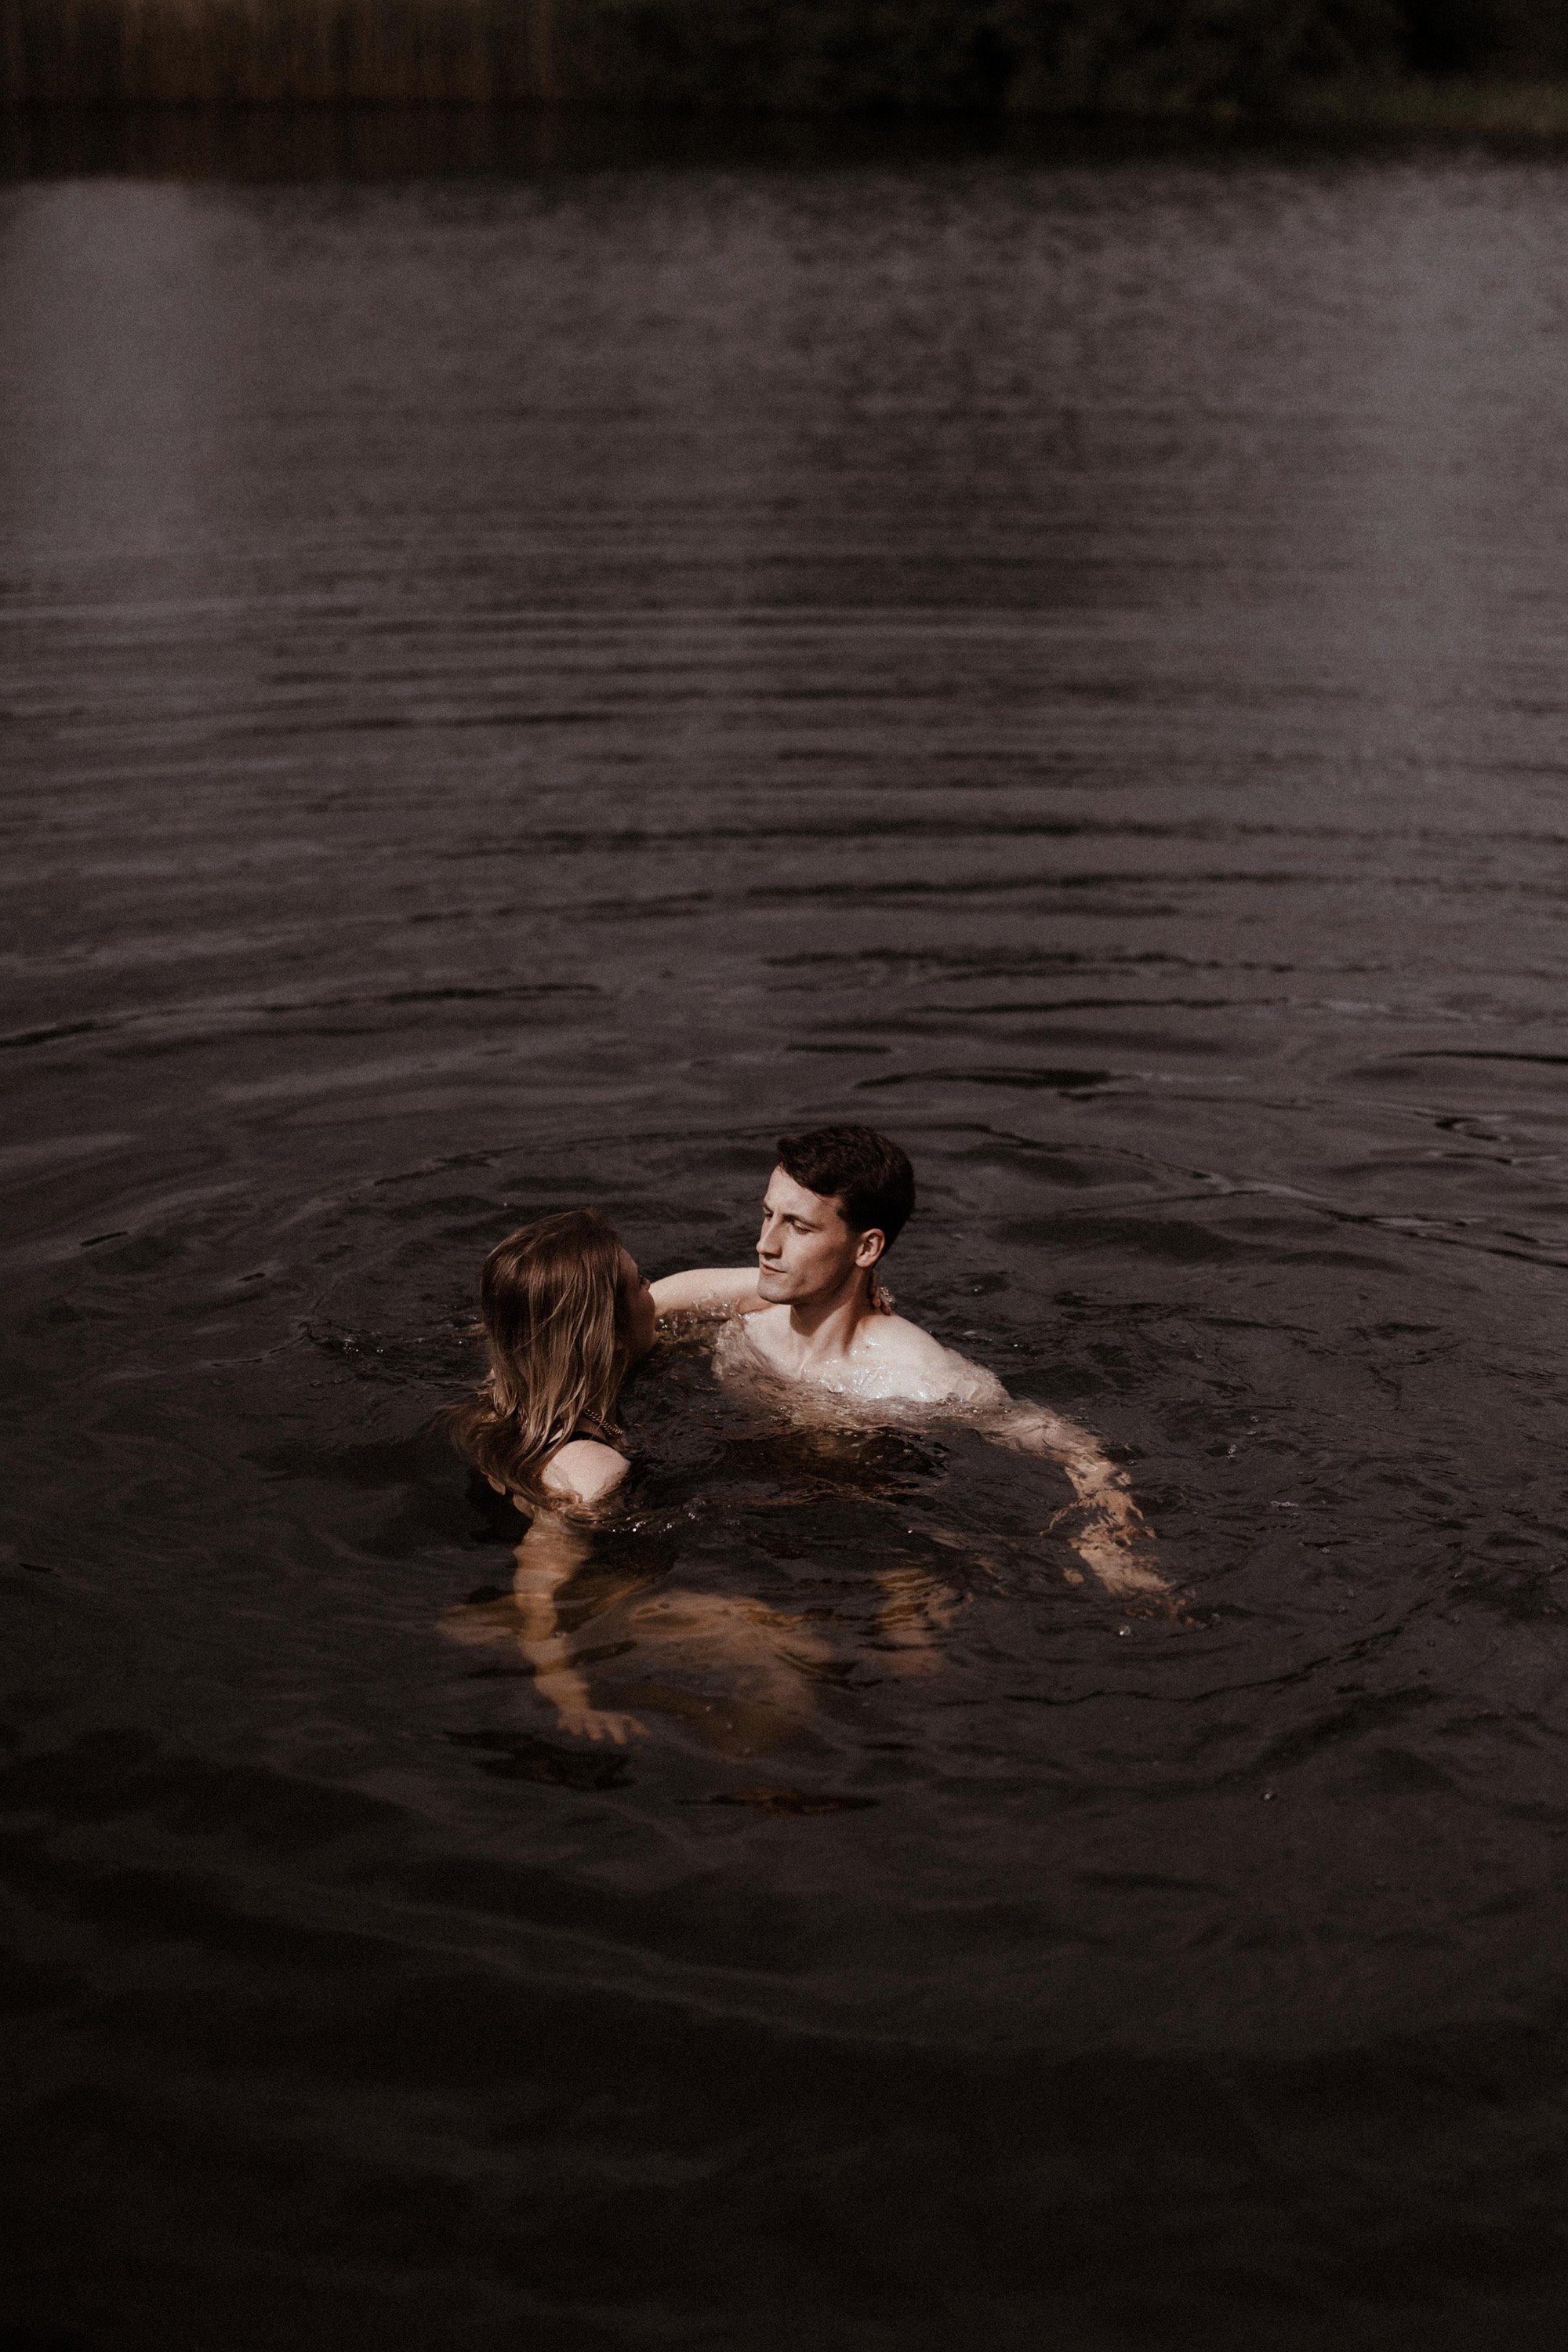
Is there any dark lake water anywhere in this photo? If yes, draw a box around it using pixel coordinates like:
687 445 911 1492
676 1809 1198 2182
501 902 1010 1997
5 120 1568 2350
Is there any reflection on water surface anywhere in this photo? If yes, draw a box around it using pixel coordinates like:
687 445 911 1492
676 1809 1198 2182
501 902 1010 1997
5 133 1568 2350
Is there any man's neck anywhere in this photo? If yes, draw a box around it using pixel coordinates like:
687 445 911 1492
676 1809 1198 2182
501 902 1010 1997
786 1272 874 1359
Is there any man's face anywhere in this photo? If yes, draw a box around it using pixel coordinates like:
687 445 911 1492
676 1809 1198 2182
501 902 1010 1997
755 1166 881 1306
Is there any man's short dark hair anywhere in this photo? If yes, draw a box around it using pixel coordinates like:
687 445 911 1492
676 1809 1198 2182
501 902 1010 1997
775 1126 916 1248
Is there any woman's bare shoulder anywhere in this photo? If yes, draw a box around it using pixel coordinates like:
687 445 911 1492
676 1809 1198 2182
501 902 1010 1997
538 1439 631 1506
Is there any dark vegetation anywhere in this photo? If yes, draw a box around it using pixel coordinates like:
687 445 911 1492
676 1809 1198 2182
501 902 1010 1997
2 0 1568 118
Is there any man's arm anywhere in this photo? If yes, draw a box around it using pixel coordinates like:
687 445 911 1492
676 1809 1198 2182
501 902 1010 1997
981 1397 1169 1602
652 1267 764 1319
848 1325 1168 1606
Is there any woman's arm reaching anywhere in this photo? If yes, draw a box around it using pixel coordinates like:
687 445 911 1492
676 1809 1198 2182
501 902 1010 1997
444 1508 644 1744
510 1514 644 1744
651 1267 764 1319
980 1397 1168 1602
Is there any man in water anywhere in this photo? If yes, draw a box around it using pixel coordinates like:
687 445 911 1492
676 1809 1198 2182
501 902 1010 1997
653 1125 1164 1602
447 1124 1163 1746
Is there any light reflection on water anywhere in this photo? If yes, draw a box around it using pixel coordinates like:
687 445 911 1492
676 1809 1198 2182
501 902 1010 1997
5 141 1568 2347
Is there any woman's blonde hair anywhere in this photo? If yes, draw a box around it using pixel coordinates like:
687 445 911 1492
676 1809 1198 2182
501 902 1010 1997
448 1207 633 1503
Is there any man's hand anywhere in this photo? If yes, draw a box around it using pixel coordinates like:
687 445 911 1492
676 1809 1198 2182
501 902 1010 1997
1049 1488 1167 1601
984 1399 1172 1601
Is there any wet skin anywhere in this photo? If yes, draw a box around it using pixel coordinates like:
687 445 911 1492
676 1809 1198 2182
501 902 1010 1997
652 1168 1163 1602
452 1174 1168 1740
547 1173 1162 1589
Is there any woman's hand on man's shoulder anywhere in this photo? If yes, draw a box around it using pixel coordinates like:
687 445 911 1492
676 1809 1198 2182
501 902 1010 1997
650 1267 762 1319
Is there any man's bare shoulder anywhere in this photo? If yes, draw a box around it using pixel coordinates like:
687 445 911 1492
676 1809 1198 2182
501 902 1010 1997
847 1312 1004 1403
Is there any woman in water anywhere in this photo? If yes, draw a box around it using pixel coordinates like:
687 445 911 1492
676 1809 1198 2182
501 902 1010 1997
445 1208 662 1744
446 1204 833 1748
448 1205 655 1518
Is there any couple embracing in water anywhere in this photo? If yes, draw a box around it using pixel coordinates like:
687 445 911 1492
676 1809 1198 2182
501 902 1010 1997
448 1125 1165 1743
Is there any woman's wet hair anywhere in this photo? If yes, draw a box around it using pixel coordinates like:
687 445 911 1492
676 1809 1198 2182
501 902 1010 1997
448 1207 633 1503
775 1124 915 1247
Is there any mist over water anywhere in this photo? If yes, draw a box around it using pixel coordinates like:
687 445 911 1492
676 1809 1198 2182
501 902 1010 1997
5 139 1568 2348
